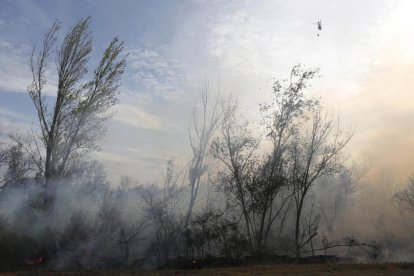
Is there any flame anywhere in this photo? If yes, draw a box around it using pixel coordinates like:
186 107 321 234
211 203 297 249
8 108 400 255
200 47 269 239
23 257 43 266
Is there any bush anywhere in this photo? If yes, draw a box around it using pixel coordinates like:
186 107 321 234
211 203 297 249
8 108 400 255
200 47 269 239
0 214 38 271
185 209 248 259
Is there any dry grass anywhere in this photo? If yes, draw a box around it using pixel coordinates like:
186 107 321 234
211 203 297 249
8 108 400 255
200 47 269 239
1 263 414 276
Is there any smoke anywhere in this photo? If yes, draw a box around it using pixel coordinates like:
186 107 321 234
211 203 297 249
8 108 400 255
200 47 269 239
0 171 145 270
2 66 414 270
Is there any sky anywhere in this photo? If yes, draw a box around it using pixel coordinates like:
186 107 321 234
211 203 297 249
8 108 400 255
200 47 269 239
0 0 414 188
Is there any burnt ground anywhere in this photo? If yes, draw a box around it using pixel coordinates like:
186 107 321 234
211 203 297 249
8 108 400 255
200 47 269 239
1 263 414 275
157 255 355 270
2 255 414 275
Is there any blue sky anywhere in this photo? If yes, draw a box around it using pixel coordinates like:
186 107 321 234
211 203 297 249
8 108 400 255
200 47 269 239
1 0 414 185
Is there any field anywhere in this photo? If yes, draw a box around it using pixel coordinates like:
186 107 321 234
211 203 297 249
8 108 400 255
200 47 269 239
1 263 414 276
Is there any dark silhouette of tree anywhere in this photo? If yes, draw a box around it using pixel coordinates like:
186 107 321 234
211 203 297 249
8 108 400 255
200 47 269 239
142 160 185 263
185 208 248 259
212 98 293 255
287 107 352 256
0 142 9 189
258 65 352 256
212 65 352 256
395 176 414 212
0 142 33 190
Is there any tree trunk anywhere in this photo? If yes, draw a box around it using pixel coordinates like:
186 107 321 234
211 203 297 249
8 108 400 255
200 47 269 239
295 195 305 257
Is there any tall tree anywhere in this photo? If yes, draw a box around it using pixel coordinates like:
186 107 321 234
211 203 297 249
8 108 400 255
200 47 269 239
212 99 292 255
212 65 351 256
259 65 352 256
211 99 260 254
185 86 221 229
288 108 352 256
28 17 126 200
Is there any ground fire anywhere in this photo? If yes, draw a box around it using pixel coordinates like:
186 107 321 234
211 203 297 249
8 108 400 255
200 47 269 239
22 257 43 267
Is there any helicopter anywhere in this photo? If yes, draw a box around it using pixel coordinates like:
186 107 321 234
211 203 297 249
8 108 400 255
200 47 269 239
315 20 322 31
313 20 323 36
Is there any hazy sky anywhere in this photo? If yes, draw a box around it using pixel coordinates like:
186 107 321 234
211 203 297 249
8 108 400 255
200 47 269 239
0 0 413 186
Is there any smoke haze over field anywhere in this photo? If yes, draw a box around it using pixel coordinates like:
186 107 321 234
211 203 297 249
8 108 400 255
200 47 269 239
1 0 414 269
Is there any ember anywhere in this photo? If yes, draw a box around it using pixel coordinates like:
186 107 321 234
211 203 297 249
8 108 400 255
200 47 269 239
22 257 43 267
191 259 203 268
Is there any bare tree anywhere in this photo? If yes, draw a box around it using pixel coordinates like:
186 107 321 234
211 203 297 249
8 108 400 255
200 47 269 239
395 176 414 213
288 109 352 256
259 66 320 218
0 142 7 165
0 142 33 190
117 220 146 268
184 86 221 229
142 160 185 263
28 17 126 201
316 165 358 235
211 99 257 253
212 99 292 255
258 65 352 256
212 65 352 256
0 142 9 188
94 186 146 268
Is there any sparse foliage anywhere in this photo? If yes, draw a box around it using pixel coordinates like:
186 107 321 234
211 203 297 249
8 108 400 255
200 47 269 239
288 107 352 256
142 161 185 263
212 98 292 255
0 142 33 190
395 176 414 213
258 65 352 256
185 208 248 259
185 85 222 229
316 166 358 234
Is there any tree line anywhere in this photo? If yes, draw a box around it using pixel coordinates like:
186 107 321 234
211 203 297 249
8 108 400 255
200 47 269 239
0 17 408 271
